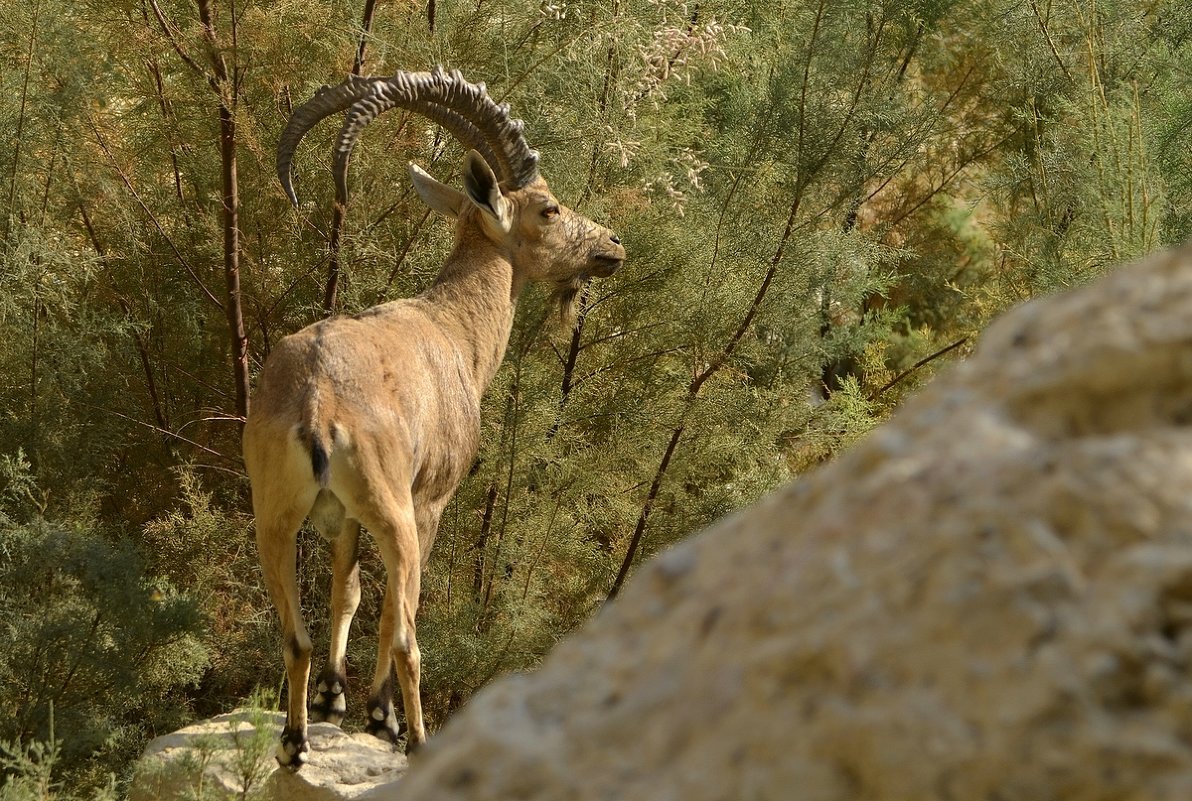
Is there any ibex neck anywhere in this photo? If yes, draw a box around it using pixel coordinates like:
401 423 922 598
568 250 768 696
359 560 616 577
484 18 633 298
423 237 523 394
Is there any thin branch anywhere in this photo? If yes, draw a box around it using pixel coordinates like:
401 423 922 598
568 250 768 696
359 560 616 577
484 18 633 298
37 130 60 226
794 0 827 185
144 55 186 202
146 0 214 88
76 401 233 460
545 283 590 441
353 0 380 74
607 191 800 600
885 132 1014 228
579 38 618 207
157 355 232 400
584 266 670 313
571 346 685 392
606 424 684 602
324 0 383 316
324 202 348 316
473 484 499 605
78 202 172 436
868 337 968 400
891 17 921 83
5 0 40 243
549 341 566 366
260 253 327 325
498 27 600 101
378 208 432 302
689 194 799 397
546 39 631 447
198 0 250 420
1030 0 1076 86
480 368 523 629
86 114 224 310
579 321 665 351
521 490 566 602
55 612 104 702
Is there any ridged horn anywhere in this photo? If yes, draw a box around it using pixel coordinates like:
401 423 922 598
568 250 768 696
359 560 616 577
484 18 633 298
277 74 386 207
277 67 541 208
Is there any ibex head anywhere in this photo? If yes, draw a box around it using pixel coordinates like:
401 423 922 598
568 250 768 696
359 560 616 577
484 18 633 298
278 68 625 316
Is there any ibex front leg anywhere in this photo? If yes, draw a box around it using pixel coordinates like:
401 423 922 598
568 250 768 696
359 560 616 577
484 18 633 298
311 519 361 726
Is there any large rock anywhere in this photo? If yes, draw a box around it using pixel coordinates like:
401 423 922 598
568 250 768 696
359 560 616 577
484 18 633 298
371 244 1192 800
131 711 404 800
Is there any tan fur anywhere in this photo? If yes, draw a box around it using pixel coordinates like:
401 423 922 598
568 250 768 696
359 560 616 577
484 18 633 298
244 160 623 764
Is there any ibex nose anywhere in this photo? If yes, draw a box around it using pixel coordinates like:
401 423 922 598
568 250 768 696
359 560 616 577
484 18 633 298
609 233 621 245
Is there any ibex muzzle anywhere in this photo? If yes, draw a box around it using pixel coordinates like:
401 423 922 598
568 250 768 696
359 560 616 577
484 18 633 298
244 67 623 768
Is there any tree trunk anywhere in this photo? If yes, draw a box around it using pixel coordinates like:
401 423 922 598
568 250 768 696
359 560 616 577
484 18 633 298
219 100 249 420
199 0 250 421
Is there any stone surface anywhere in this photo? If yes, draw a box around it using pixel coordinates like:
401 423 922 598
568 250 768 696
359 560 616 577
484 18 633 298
130 710 405 801
367 244 1192 800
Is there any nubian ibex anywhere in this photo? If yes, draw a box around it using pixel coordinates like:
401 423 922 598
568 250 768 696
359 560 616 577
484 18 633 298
244 67 625 768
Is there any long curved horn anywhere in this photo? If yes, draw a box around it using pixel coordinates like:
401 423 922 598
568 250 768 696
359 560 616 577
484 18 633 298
332 101 506 207
333 68 540 196
277 74 386 207
277 67 540 208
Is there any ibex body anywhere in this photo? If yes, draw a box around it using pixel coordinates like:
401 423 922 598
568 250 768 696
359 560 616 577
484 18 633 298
244 68 624 768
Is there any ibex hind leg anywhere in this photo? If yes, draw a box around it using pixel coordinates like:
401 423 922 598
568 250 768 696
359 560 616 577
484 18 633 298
360 498 426 753
254 498 316 769
390 556 425 754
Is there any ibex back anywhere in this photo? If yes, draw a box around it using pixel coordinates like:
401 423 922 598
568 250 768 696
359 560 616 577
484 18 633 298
243 68 625 768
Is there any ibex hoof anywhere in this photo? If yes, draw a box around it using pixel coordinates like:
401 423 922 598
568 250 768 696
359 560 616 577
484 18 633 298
404 733 425 756
276 727 310 769
310 675 347 725
364 701 402 745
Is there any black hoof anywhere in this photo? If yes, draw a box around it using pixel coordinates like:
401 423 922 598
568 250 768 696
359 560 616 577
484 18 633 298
365 701 402 744
404 734 425 756
310 673 347 726
276 726 309 769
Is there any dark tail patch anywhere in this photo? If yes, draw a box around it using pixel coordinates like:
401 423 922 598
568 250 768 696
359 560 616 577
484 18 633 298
310 434 331 488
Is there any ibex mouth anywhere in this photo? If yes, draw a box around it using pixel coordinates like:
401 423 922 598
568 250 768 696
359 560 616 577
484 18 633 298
590 255 624 278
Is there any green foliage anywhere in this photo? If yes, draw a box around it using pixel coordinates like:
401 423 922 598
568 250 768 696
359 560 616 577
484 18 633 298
141 472 270 713
0 457 208 793
2 0 1191 789
0 730 118 801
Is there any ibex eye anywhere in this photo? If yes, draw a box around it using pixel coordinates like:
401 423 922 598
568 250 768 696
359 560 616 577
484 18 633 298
542 206 560 219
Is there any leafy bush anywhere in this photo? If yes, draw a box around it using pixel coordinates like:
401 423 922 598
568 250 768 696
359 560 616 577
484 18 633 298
0 454 208 793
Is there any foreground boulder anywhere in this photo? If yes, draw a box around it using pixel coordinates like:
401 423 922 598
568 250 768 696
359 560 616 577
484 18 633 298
130 710 404 800
372 244 1192 800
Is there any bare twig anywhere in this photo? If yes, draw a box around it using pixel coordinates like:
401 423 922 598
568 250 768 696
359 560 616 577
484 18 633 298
78 202 172 436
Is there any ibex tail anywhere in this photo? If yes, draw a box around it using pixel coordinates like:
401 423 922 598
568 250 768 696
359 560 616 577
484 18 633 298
310 432 331 489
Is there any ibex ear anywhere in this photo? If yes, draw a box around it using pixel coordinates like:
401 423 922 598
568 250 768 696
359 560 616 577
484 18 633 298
408 163 466 218
462 151 512 234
